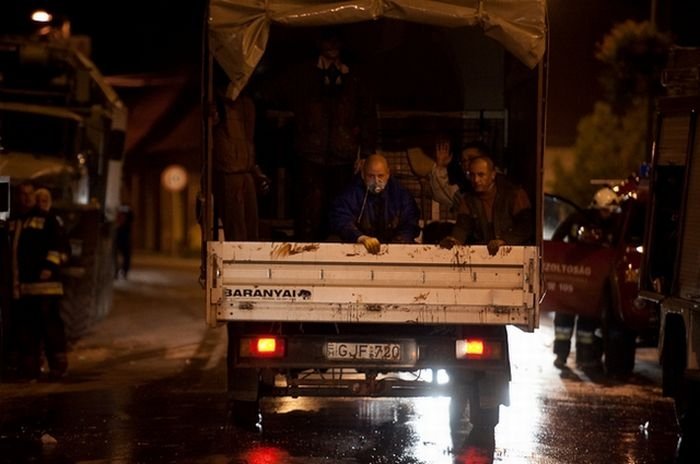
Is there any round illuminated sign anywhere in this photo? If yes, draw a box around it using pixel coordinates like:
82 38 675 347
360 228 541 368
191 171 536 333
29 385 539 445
161 165 188 192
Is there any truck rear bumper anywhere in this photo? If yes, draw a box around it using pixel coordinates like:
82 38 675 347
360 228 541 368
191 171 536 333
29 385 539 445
228 322 510 373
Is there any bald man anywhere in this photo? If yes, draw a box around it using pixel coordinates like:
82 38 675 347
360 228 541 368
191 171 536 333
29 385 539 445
329 154 420 254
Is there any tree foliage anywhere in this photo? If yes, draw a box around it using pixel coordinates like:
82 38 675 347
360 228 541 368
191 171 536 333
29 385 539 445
552 101 647 206
550 20 671 206
596 20 672 108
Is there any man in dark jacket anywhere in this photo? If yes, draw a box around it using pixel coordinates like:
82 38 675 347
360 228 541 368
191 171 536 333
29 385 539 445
329 154 420 254
259 30 377 241
439 155 533 255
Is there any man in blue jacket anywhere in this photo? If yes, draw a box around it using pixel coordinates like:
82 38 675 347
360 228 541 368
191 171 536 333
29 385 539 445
329 154 420 254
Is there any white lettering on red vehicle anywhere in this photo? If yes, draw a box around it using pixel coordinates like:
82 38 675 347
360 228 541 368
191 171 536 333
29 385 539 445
543 262 592 276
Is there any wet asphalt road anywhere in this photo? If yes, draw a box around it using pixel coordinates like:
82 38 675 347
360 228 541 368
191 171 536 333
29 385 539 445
0 253 684 463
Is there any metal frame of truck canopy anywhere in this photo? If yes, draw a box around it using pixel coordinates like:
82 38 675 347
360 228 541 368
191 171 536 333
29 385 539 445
208 0 547 101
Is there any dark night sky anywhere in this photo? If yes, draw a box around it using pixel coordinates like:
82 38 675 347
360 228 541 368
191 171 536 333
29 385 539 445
2 0 697 146
546 0 651 145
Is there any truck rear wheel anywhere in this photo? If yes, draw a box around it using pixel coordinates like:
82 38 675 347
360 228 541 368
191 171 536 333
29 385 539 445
229 397 261 429
449 371 500 435
661 315 686 403
603 326 636 378
602 301 636 378
226 366 261 429
226 324 261 429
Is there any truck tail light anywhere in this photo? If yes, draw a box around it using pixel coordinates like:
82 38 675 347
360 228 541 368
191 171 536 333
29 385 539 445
240 336 285 358
455 339 502 360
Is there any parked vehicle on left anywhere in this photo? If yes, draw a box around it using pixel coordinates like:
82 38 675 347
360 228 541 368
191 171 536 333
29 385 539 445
0 35 126 342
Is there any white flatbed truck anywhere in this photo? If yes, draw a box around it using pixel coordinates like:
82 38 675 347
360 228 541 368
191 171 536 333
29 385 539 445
203 0 548 434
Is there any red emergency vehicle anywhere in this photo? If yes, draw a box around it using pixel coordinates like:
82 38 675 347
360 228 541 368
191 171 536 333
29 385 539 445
542 175 658 376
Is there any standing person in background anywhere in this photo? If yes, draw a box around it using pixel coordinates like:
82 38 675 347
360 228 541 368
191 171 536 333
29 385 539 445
34 188 53 214
114 202 134 279
8 181 68 380
30 187 70 378
258 29 377 241
424 139 499 244
35 188 70 265
429 140 499 211
211 84 270 242
551 187 622 371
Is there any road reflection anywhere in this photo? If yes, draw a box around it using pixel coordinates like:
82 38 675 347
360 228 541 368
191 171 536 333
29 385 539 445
259 395 496 464
0 260 682 463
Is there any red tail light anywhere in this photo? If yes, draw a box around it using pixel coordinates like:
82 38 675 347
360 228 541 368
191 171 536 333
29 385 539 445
256 337 277 354
240 336 285 358
455 339 501 360
466 340 484 355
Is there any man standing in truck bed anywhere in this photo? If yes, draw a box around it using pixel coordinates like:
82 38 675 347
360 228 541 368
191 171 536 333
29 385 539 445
212 84 270 242
258 29 377 241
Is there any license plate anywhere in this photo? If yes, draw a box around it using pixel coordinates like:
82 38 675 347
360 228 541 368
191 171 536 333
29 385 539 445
325 342 402 361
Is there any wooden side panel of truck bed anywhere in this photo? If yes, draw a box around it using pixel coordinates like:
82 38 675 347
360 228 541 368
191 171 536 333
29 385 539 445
207 242 539 330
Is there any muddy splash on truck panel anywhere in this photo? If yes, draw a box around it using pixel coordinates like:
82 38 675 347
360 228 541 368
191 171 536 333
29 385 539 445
270 243 320 259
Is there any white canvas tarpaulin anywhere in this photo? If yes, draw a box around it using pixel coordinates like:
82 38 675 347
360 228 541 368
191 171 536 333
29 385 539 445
208 0 547 99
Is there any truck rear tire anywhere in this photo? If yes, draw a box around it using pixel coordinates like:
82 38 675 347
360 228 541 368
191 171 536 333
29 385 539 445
661 316 686 403
602 301 636 378
603 326 636 378
449 371 500 434
226 366 261 429
226 324 261 429
229 398 261 429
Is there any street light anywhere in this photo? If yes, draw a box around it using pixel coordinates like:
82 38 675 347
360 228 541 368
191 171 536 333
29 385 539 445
30 9 71 40
30 10 53 23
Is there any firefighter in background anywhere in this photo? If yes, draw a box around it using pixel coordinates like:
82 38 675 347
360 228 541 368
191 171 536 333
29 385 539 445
35 188 70 266
552 187 622 370
8 181 68 380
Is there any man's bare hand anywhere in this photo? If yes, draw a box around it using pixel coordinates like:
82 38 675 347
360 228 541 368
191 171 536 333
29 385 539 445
358 235 381 254
208 102 220 125
435 141 453 168
253 165 271 195
487 239 506 256
354 157 365 174
439 236 459 249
